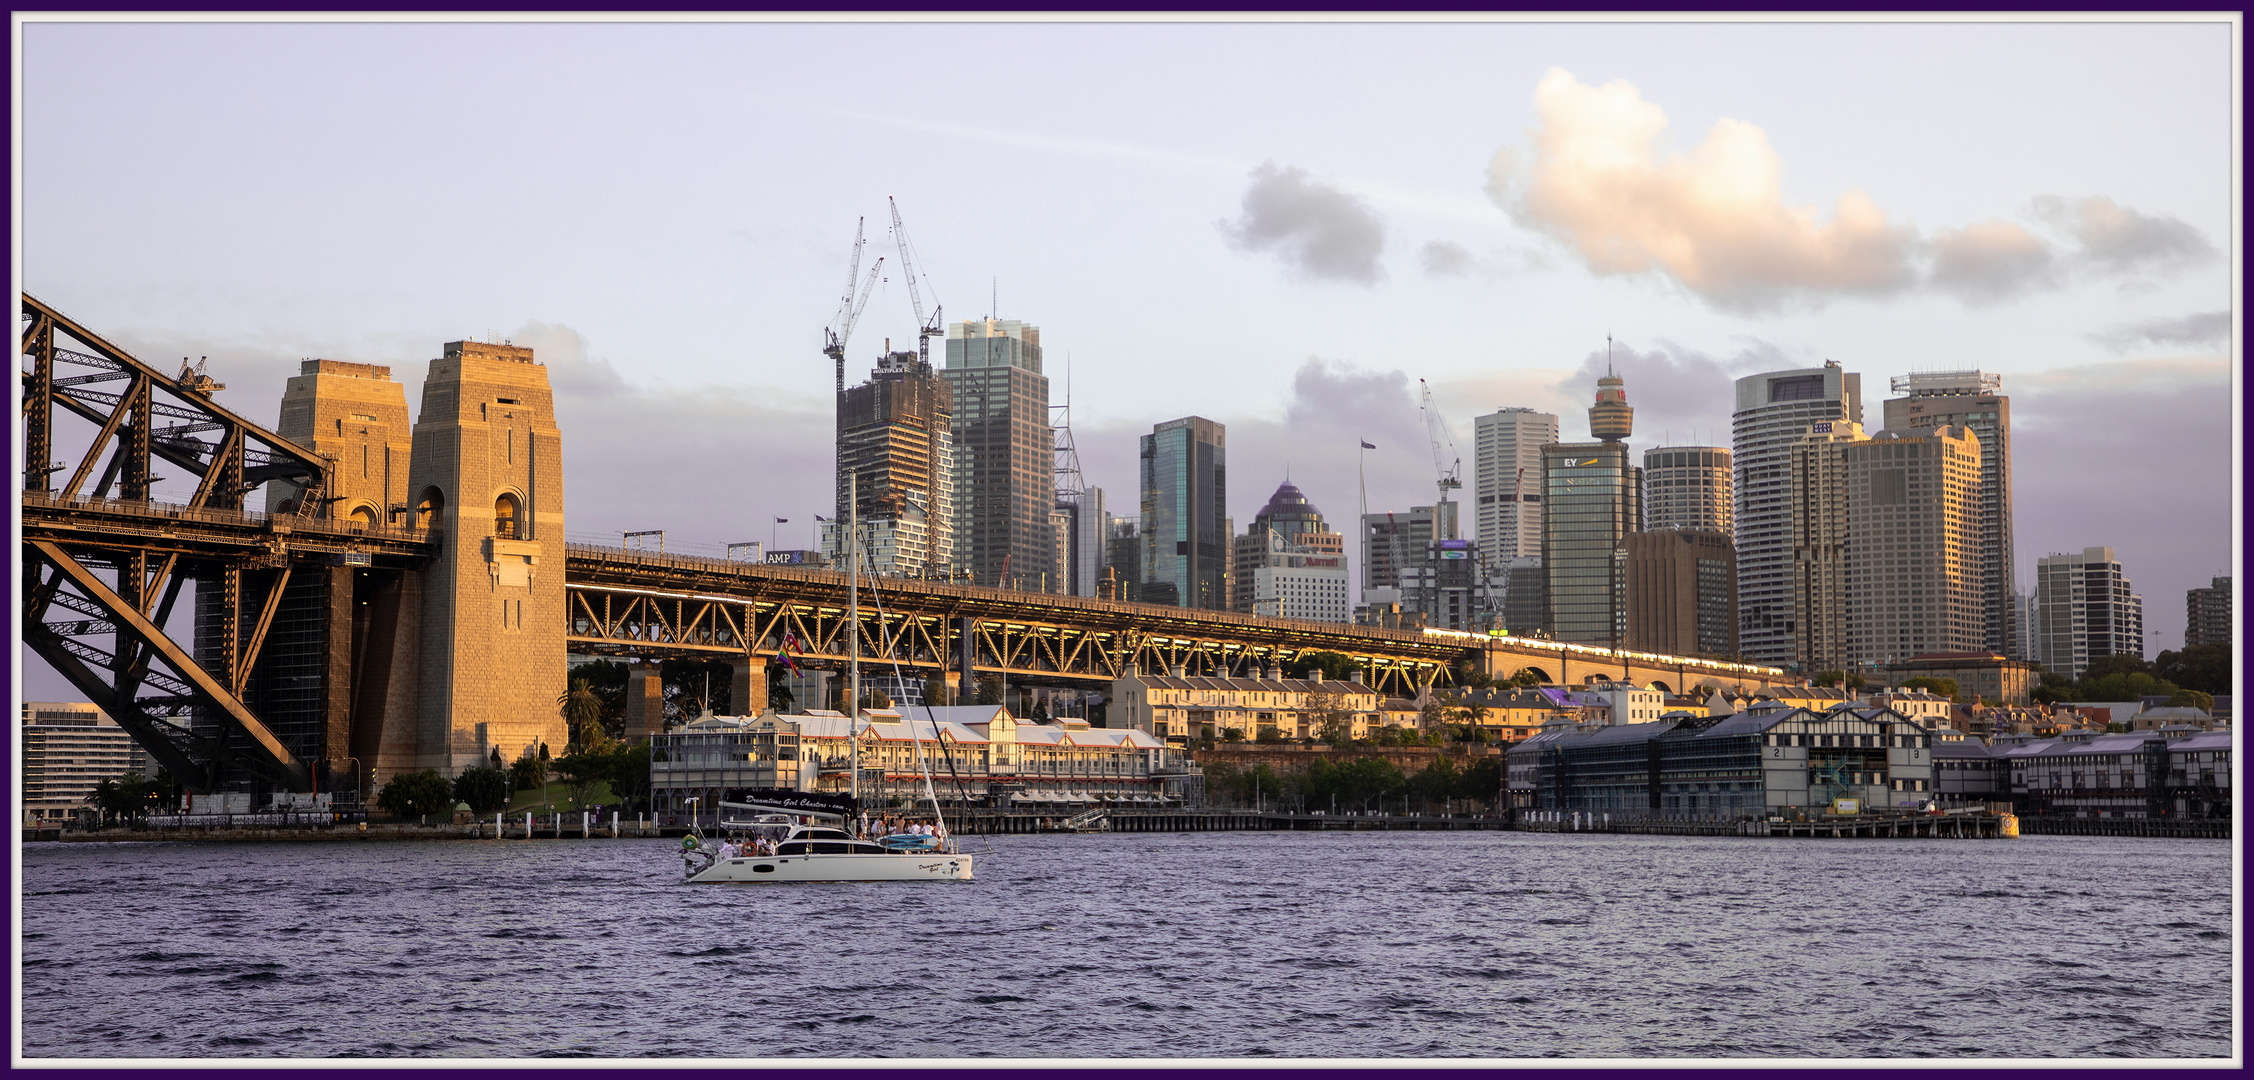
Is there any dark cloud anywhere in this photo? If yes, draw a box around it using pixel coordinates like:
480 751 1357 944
2035 195 2216 276
2087 310 2231 353
2011 360 2233 653
1557 338 1798 443
1420 240 1473 277
1219 162 1387 285
1927 220 2057 304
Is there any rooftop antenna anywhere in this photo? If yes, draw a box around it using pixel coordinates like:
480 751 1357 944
1606 333 1614 376
992 277 998 321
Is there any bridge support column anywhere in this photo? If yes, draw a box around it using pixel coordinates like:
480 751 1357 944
626 663 663 742
732 661 767 717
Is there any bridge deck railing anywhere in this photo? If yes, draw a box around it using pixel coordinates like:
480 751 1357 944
24 489 432 546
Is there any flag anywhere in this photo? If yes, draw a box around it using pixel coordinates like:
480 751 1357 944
777 631 802 675
814 514 829 522
775 517 788 524
1360 440 1376 450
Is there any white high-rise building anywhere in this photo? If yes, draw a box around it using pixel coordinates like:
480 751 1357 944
1732 362 1863 667
2036 547 2145 681
1473 408 1559 560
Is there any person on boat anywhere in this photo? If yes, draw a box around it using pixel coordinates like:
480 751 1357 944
718 837 738 860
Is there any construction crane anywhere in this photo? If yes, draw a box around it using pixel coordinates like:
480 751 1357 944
822 218 884 394
888 195 943 367
1418 378 1463 523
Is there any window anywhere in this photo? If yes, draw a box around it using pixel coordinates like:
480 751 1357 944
495 493 522 539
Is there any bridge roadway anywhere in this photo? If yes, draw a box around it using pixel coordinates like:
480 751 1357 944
563 543 1789 695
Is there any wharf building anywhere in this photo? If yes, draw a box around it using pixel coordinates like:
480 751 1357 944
1844 425 1986 669
1883 371 2016 658
1541 370 1641 647
1932 728 2231 822
648 704 1195 815
1642 445 1733 534
824 348 954 579
1111 663 1385 746
1786 420 1867 673
1617 529 1738 659
2185 575 2232 648
2035 547 2144 681
1230 480 1349 622
1507 704 1939 816
1139 416 1228 609
1473 407 1559 559
22 702 154 823
1732 362 1863 666
943 318 1055 592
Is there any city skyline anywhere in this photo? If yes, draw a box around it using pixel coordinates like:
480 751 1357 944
16 16 2236 671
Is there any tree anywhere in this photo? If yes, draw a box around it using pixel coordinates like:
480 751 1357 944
922 675 953 707
976 675 1004 706
558 675 610 751
860 687 893 710
1219 726 1247 743
453 766 510 815
2079 653 2155 682
767 666 798 713
85 771 175 825
565 660 631 740
376 769 455 819
604 743 653 813
1255 726 1287 744
660 657 737 723
1293 650 1359 681
2165 689 2216 712
510 747 547 790
2079 671 2175 703
1812 670 1846 689
549 750 613 808
2156 643 2232 696
2031 667 2081 706
1503 667 1545 689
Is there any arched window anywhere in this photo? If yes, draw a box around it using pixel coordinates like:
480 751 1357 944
415 487 445 529
495 493 522 540
350 505 378 530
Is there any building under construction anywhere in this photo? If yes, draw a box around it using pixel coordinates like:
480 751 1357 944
826 348 955 578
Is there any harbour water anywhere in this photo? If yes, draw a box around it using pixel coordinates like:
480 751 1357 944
18 831 2234 1059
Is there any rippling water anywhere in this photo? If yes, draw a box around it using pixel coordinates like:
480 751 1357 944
18 831 2234 1059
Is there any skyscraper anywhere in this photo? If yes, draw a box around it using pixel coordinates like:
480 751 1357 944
826 348 953 578
2036 547 2145 680
944 318 1052 591
1845 425 1985 668
2185 575 2232 648
1883 370 2016 657
1642 445 1733 535
1139 416 1227 609
1542 369 1641 647
1473 407 1559 559
1619 529 1738 657
1103 514 1141 602
1231 480 1344 613
1069 486 1109 597
1788 420 1866 673
1361 503 1453 595
1732 362 1863 665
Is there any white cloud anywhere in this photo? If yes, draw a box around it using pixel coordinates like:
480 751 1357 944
2034 194 2216 276
1486 68 1917 312
1419 239 1473 277
2086 310 2231 353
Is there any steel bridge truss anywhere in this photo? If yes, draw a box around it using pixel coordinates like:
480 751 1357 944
565 580 1450 695
20 294 344 792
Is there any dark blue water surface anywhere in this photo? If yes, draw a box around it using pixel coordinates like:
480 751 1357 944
17 830 2235 1059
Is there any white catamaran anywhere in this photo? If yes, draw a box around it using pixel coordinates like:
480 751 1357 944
680 472 976 884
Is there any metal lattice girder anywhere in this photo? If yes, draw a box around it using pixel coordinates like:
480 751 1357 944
22 293 331 512
26 540 308 791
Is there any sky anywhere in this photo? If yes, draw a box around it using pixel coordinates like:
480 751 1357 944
14 16 2240 702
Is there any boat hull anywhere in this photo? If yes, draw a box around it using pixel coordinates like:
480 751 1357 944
686 852 974 883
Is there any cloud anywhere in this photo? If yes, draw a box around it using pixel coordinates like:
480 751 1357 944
1487 68 1917 312
2010 358 2232 652
2086 310 2232 353
1420 239 1473 277
1556 337 1802 443
1219 162 1387 284
1928 220 2057 304
2035 195 2216 276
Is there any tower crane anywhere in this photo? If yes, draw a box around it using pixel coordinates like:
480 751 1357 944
823 218 884 394
1419 379 1462 534
888 195 943 367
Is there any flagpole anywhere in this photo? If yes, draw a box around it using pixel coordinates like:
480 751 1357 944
849 472 861 808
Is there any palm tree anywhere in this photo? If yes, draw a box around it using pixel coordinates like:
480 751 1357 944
558 676 607 750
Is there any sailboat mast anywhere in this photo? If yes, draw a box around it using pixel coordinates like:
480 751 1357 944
849 471 861 807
